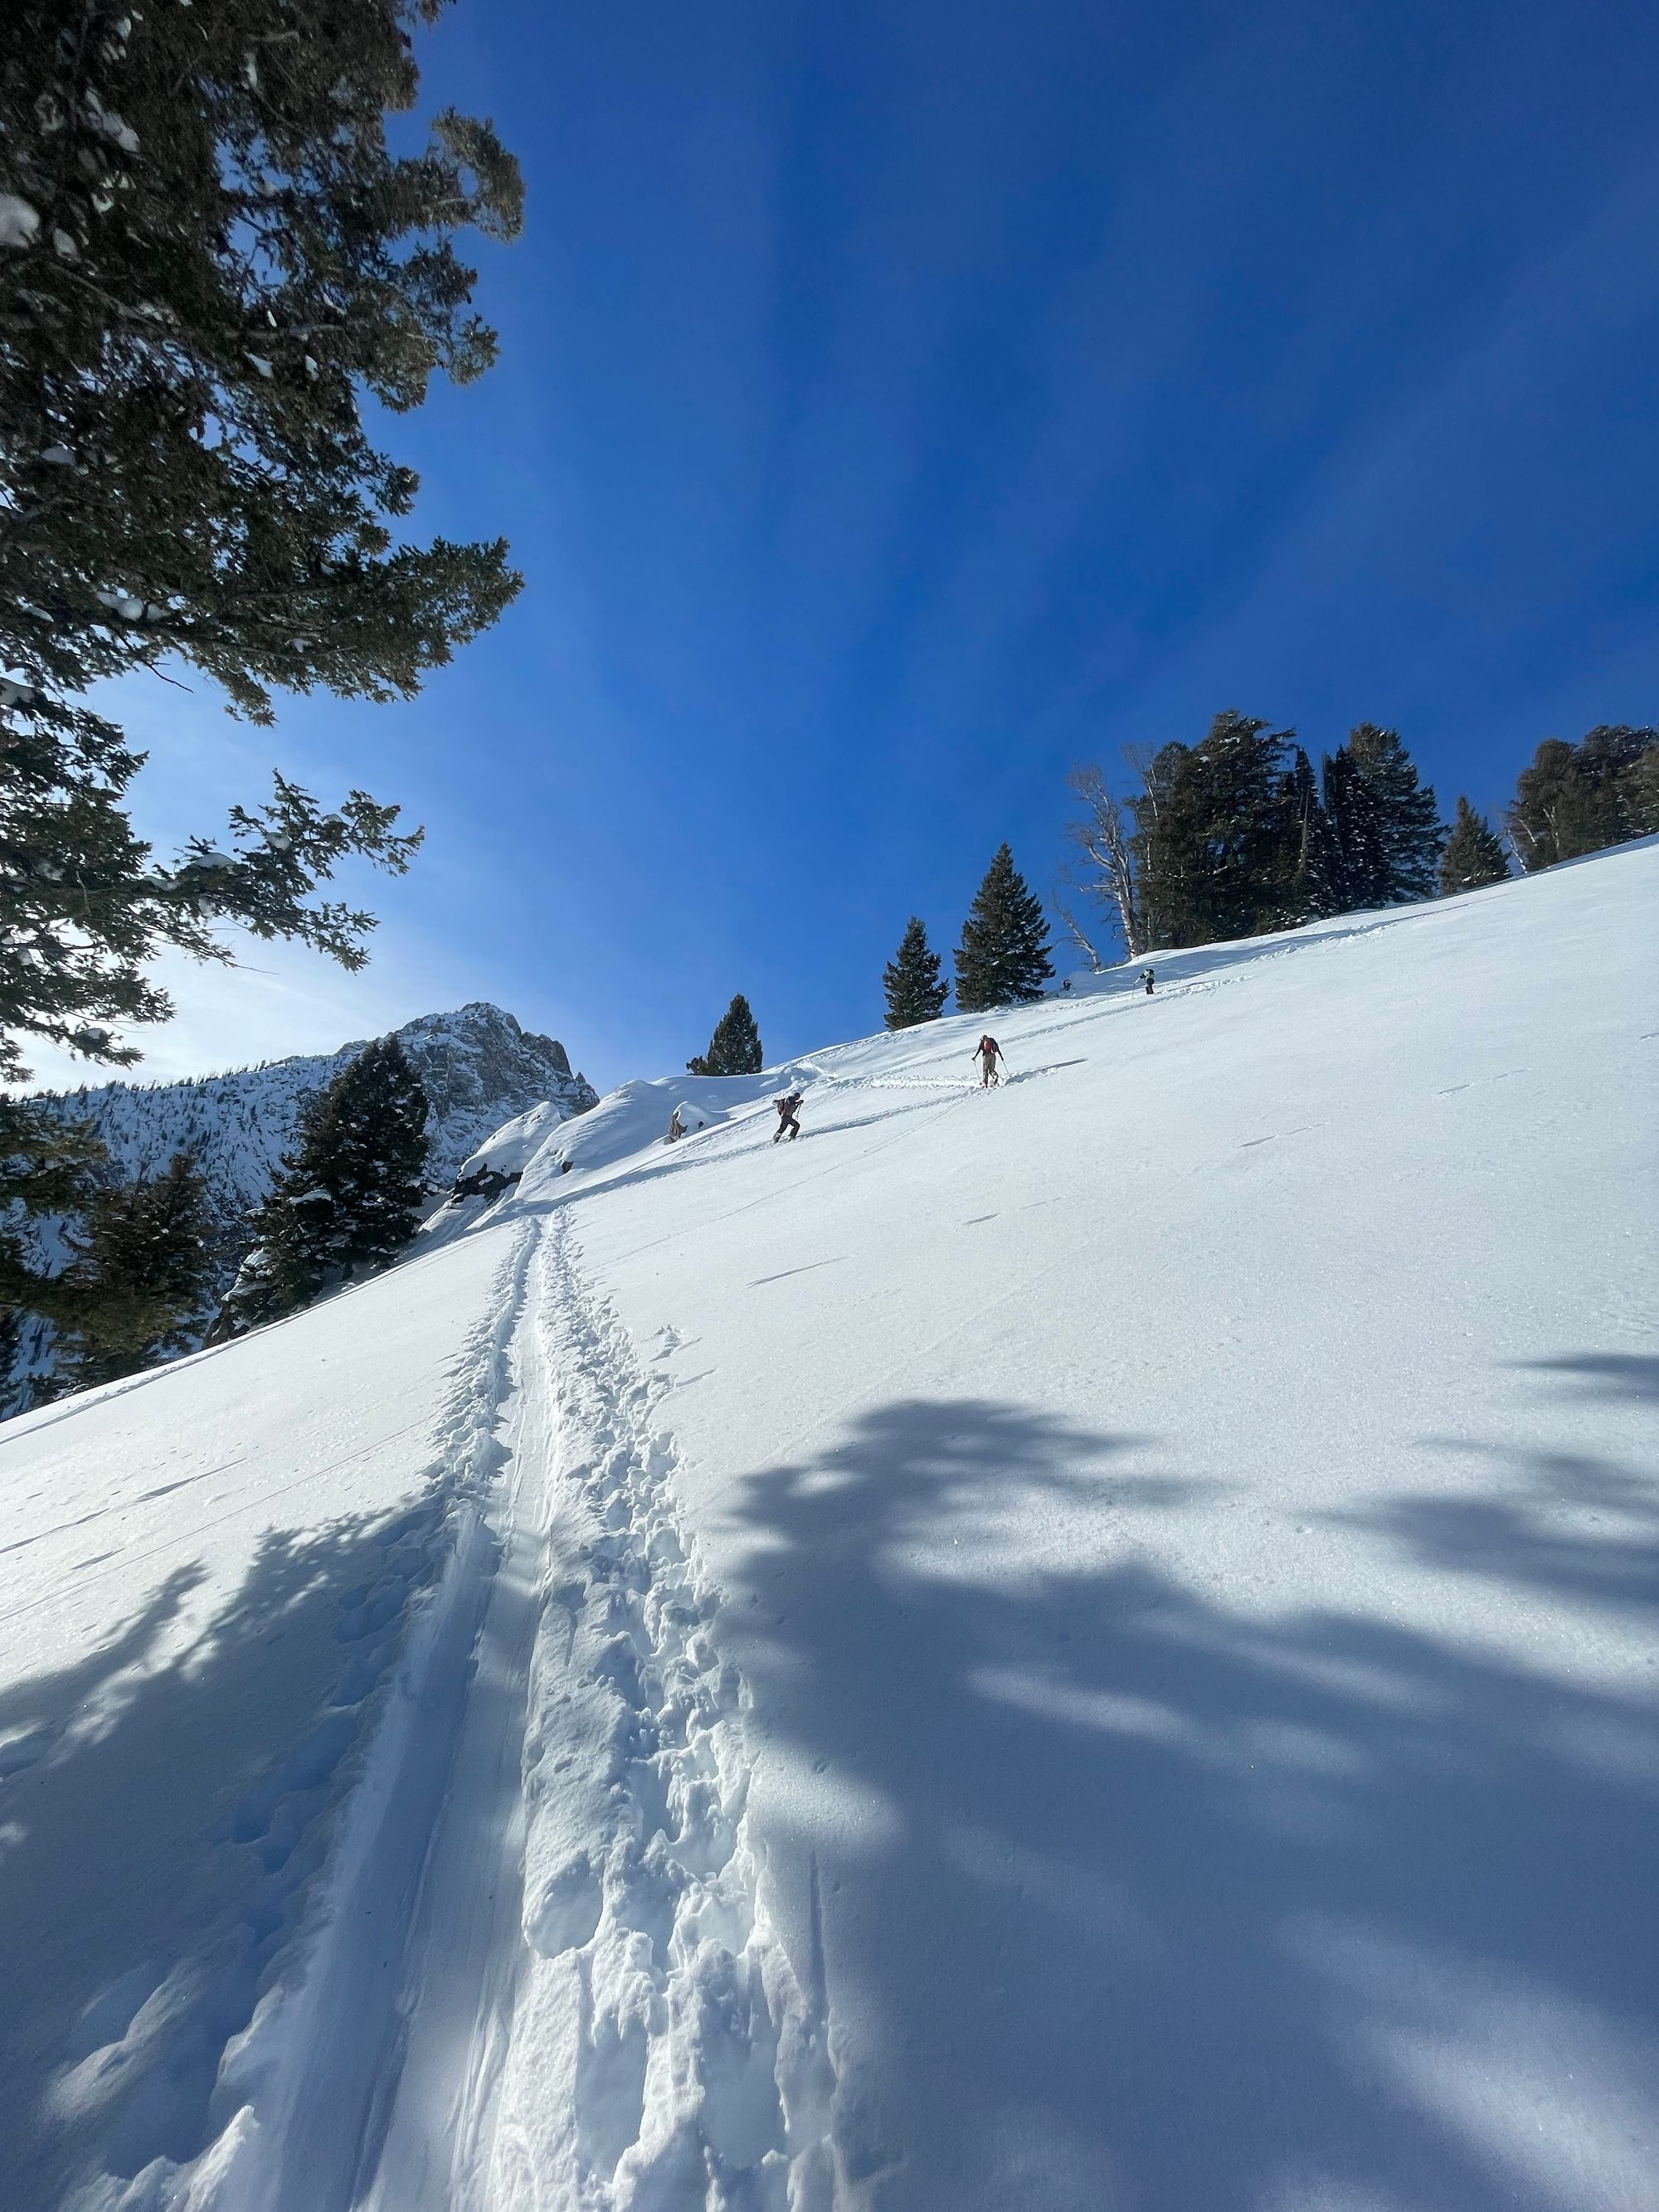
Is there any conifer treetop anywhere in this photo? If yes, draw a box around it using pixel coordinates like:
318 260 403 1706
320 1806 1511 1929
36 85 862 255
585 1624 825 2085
221 1032 431 1329
1439 796 1511 895
688 994 763 1077
1506 727 1657 870
1130 713 1295 949
955 844 1053 1014
883 916 949 1029
1338 725 1445 903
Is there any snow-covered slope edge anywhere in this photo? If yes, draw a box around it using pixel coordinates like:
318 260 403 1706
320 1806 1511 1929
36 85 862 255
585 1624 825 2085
1 839 1653 2212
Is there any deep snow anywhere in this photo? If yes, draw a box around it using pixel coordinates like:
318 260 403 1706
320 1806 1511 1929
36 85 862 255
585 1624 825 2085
1 840 1654 2211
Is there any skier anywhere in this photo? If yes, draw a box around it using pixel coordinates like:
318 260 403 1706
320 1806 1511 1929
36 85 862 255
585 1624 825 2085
666 1106 685 1144
773 1091 804 1143
972 1034 1005 1087
1141 969 1155 996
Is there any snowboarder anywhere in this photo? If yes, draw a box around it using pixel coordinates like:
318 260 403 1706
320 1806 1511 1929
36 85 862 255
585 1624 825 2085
666 1106 685 1144
1141 969 1155 996
773 1091 804 1142
972 1035 1005 1087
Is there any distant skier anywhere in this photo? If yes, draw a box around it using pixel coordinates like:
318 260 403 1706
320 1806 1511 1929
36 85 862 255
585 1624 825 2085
773 1091 804 1143
666 1106 685 1144
1141 969 1155 996
972 1034 1005 1087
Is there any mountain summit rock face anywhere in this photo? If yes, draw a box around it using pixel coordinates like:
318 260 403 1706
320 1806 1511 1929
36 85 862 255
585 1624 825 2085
6 1006 596 1407
359 1004 594 1183
37 1003 596 1220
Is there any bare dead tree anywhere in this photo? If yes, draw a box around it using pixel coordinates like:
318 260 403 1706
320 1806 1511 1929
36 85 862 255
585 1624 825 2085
1050 866 1107 973
1065 762 1146 957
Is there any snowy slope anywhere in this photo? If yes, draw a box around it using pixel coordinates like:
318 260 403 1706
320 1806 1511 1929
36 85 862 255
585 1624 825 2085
4 1004 597 1407
1 842 1654 2212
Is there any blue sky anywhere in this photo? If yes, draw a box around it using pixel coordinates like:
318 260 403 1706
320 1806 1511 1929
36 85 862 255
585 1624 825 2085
46 0 1659 1094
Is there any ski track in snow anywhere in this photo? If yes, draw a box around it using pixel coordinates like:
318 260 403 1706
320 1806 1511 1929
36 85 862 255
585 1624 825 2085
173 1213 836 2212
477 1212 838 2211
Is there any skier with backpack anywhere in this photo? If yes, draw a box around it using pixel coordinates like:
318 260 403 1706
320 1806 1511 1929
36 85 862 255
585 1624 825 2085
972 1035 1005 1088
773 1091 804 1143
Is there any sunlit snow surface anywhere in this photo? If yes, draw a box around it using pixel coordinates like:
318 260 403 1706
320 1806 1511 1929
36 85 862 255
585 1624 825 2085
1 843 1654 2211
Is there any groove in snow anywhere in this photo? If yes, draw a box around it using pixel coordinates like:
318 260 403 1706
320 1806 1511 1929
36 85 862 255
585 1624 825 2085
159 1212 839 2212
480 1212 839 2211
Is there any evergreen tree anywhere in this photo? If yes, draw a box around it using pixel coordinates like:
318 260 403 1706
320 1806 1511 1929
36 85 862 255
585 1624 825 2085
1342 725 1445 902
954 845 1053 1012
1126 742 1190 950
1438 797 1511 895
1 1096 109 1346
1627 746 1659 838
1506 726 1658 869
883 917 949 1028
1506 739 1575 871
1321 738 1389 907
221 1036 431 1329
51 1151 216 1392
0 0 523 1090
687 995 763 1077
1277 746 1347 924
1130 712 1293 948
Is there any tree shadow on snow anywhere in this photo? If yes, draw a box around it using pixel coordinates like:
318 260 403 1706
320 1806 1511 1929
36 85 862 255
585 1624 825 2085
1330 1353 1659 1622
0 1498 445 2212
723 1378 1659 2212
